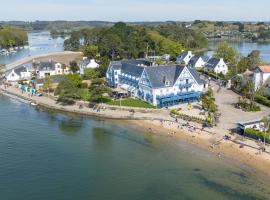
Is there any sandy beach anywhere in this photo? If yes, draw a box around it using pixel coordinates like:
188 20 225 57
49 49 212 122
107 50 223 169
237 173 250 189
132 119 270 177
3 51 83 72
1 84 270 177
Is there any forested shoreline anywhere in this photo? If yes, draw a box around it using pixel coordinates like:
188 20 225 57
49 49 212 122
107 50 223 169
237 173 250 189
0 27 28 49
64 22 208 61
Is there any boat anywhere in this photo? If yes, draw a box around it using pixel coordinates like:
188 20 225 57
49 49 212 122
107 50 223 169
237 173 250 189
0 49 9 55
30 101 38 106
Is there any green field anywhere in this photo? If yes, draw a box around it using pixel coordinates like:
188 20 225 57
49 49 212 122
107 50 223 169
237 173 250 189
107 98 157 109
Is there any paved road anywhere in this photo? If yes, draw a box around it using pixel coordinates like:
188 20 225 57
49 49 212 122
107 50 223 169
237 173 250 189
210 80 270 131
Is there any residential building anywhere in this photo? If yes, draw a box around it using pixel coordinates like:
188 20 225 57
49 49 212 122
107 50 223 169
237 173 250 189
36 75 63 90
238 117 269 133
79 58 99 75
252 65 270 90
204 58 228 75
5 65 31 82
176 51 194 65
36 60 69 78
188 56 208 69
106 59 207 107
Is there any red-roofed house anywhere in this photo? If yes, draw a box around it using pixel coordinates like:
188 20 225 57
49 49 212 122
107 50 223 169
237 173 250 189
253 65 270 90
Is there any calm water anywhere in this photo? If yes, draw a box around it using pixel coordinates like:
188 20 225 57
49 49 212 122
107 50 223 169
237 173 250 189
207 41 270 63
1 31 270 65
0 95 270 200
0 31 67 65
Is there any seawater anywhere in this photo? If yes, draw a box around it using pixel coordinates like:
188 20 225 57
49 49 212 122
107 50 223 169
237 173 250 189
0 94 270 200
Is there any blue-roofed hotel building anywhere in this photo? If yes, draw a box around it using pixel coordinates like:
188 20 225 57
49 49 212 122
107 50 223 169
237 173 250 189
106 59 208 107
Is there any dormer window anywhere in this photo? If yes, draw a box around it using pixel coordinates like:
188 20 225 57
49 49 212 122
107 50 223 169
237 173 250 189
165 81 170 86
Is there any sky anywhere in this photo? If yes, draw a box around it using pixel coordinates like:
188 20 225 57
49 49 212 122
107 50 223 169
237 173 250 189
0 0 269 21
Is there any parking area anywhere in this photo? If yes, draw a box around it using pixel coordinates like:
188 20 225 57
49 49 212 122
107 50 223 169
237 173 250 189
210 81 270 131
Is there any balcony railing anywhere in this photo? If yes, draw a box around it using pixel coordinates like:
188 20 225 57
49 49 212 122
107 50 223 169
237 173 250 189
157 91 201 102
178 83 192 89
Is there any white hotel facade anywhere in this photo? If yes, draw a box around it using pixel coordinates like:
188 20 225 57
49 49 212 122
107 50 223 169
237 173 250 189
106 59 207 107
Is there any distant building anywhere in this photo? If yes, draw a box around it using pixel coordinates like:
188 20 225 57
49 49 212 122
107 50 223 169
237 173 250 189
188 56 208 69
204 58 228 75
176 51 194 65
36 60 69 78
106 59 207 107
160 54 170 61
5 66 31 82
79 58 99 75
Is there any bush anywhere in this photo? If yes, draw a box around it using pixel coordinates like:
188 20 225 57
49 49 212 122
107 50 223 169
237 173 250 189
238 99 261 112
245 128 270 143
255 94 270 107
170 109 207 123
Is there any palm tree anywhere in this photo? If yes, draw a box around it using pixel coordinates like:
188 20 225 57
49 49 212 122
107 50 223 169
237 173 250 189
32 62 38 76
61 64 67 74
262 117 269 152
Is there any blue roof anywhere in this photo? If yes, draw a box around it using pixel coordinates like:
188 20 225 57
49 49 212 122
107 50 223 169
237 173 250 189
145 65 184 88
145 65 206 88
121 62 144 77
205 58 221 69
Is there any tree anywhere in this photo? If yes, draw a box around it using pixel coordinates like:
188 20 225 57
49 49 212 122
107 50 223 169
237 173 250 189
97 56 110 77
99 33 122 60
262 116 270 151
214 42 237 68
54 75 82 104
242 80 255 104
61 64 67 74
89 78 111 103
201 88 218 115
236 57 249 74
247 50 261 70
81 44 99 59
83 68 99 80
43 76 53 94
32 62 38 75
69 60 79 73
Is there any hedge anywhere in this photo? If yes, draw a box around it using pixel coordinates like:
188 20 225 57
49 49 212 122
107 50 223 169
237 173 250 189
170 109 208 124
244 128 270 144
255 94 270 107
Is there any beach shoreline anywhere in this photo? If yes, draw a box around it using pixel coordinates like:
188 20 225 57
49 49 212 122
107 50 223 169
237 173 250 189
131 120 270 177
1 85 270 177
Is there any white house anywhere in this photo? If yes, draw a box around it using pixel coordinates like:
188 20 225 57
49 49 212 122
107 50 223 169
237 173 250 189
36 60 69 78
106 59 207 107
5 66 31 82
238 117 269 133
176 51 194 65
252 65 270 90
79 58 99 75
188 56 208 69
204 58 228 75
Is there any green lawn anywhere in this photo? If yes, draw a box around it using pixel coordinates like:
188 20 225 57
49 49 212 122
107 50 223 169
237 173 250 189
107 98 157 109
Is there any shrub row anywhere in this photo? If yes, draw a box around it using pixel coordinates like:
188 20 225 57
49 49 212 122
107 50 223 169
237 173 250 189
170 109 207 124
255 94 270 107
244 128 270 144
